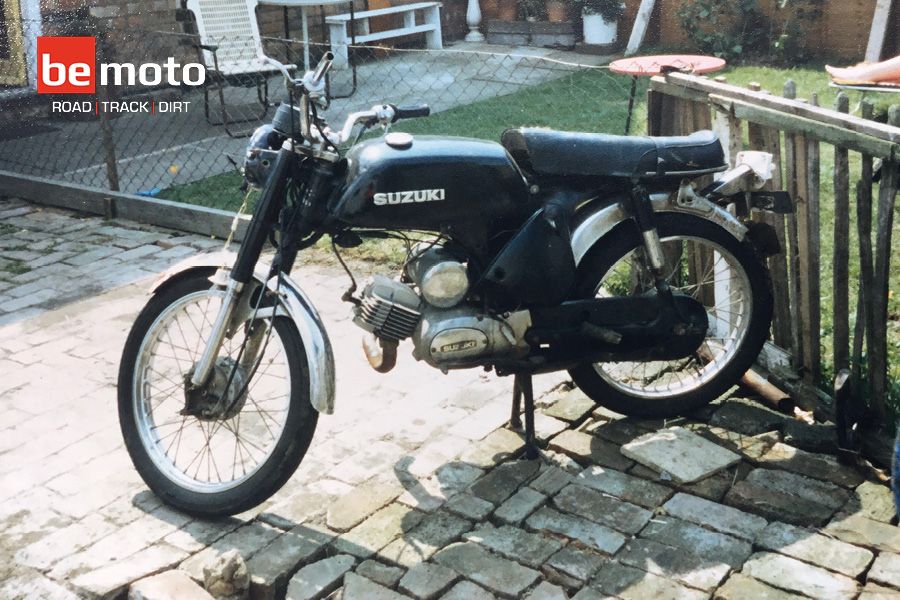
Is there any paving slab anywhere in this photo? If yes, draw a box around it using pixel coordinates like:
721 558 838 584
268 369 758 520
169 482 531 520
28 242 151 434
741 551 859 600
443 494 494 521
548 430 633 471
867 552 900 590
525 507 625 555
525 581 568 600
356 560 405 588
327 480 404 532
838 480 898 523
545 546 606 584
433 542 540 598
377 511 472 568
543 388 595 422
464 525 563 568
494 487 546 525
715 573 807 600
285 554 355 600
621 426 741 484
553 484 652 535
334 504 425 559
342 572 412 599
639 516 751 568
616 537 731 591
469 460 540 505
754 521 873 578
574 465 672 509
246 523 336 600
824 514 900 553
398 563 459 599
528 466 573 497
441 581 497 600
756 442 864 487
662 492 768 541
709 400 788 435
587 560 707 600
724 468 849 527
128 570 214 600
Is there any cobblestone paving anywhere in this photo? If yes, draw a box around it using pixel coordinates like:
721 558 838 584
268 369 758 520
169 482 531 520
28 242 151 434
1 198 898 600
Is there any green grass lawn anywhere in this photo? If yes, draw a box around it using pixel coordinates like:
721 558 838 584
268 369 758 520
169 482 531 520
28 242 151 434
161 61 900 418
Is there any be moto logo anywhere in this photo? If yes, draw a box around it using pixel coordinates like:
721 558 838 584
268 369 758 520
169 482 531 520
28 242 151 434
37 36 206 95
38 36 96 94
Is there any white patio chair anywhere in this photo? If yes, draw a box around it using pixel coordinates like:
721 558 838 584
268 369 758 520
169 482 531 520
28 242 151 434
181 0 295 136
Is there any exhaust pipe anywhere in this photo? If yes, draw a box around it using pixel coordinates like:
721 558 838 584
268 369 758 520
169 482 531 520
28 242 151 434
363 333 398 373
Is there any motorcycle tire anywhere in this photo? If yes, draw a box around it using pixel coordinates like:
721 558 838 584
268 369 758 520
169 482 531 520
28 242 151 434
569 212 773 419
118 272 318 517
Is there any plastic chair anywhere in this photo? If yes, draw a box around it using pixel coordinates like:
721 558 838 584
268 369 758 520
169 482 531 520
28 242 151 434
181 0 294 136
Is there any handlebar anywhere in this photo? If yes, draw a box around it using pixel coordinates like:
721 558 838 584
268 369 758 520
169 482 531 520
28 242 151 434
263 52 428 148
310 52 334 87
392 104 430 121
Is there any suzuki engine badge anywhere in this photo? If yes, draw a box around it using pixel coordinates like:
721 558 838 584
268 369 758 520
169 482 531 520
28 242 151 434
385 132 413 149
373 189 446 206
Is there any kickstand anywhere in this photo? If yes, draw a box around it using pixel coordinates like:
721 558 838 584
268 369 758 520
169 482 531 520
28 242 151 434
510 372 539 460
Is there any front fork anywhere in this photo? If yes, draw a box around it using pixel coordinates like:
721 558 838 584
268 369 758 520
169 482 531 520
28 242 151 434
189 148 295 389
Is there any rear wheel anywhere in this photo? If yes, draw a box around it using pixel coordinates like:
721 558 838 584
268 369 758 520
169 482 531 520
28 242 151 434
569 213 772 418
118 272 317 516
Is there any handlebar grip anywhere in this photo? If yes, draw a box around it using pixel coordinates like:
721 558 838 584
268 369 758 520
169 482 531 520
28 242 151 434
392 104 430 122
311 51 335 86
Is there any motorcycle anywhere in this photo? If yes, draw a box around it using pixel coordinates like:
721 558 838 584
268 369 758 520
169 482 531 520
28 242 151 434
118 52 791 516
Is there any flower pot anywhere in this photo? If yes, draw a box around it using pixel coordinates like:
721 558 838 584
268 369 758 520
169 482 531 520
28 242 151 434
545 0 568 22
497 0 518 21
582 10 617 45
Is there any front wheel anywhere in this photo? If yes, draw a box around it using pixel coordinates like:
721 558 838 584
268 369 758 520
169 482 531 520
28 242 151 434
118 272 318 517
569 213 773 418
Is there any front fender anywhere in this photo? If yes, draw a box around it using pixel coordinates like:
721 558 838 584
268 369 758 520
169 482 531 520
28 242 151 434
570 193 747 266
150 252 337 415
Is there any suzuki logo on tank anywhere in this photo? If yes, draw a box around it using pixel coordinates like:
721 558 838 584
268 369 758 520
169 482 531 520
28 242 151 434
36 36 206 114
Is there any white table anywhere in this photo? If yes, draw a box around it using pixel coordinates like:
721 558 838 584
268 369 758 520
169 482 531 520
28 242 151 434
259 0 355 71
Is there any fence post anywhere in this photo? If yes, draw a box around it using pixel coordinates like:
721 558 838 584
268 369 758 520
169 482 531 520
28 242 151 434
783 80 804 372
832 93 851 373
746 83 790 348
95 34 120 192
852 100 876 395
803 93 822 385
869 105 900 420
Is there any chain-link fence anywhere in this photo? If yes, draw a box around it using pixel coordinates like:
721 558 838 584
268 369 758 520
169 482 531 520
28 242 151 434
0 18 639 208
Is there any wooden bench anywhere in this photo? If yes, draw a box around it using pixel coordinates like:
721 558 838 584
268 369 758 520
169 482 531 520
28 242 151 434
326 1 442 68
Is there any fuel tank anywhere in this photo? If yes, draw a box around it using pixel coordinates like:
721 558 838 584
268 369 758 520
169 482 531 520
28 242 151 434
328 135 533 241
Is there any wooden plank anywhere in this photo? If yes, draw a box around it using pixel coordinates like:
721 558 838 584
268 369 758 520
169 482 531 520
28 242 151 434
653 72 900 145
783 80 804 369
0 170 249 241
852 101 876 391
708 94 899 159
803 94 822 385
748 107 791 350
793 112 810 375
646 89 664 136
625 0 656 56
832 93 851 373
868 105 900 419
326 1 441 21
865 0 893 62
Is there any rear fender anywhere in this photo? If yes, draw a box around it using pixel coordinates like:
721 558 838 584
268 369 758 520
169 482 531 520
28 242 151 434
150 252 336 415
570 193 747 266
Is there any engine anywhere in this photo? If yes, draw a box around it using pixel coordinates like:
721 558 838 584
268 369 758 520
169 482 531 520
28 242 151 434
351 245 532 370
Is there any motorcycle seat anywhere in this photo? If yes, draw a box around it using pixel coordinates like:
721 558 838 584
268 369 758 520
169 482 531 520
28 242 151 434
500 128 727 179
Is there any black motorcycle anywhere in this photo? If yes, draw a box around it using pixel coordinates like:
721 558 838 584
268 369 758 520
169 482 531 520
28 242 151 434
118 53 789 516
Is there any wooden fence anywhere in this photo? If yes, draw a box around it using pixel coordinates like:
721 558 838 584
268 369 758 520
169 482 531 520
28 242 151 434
648 72 900 423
